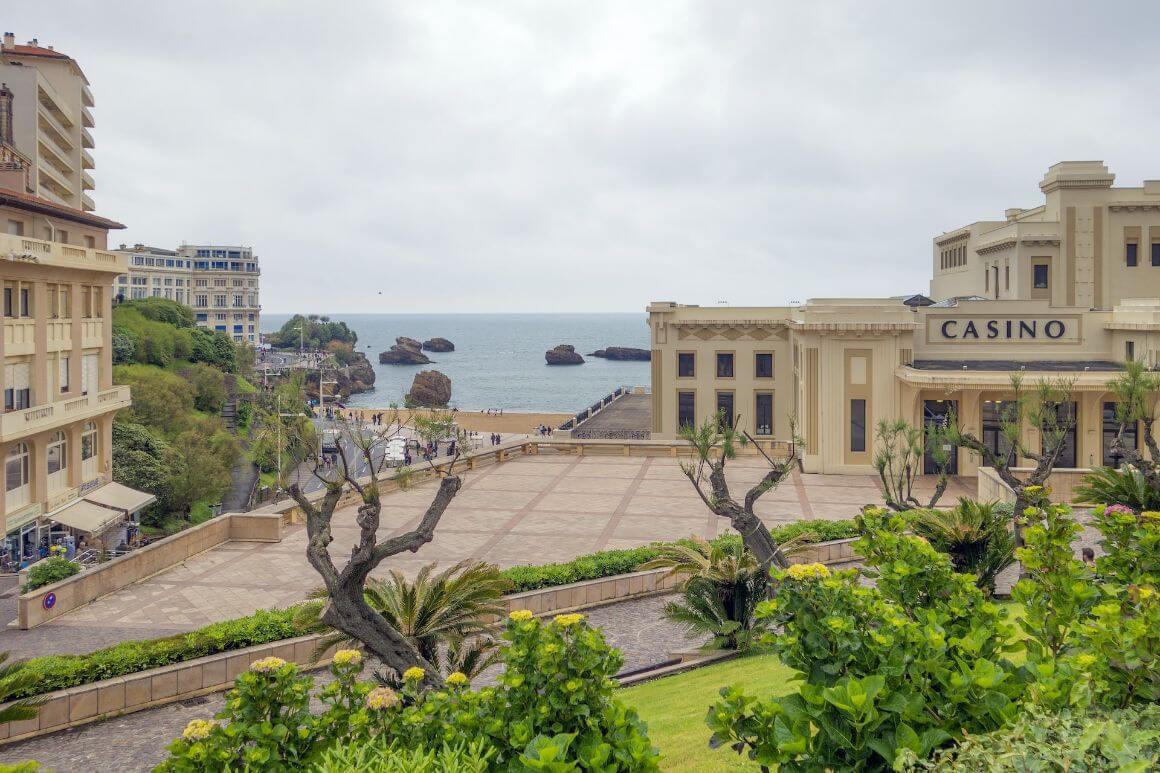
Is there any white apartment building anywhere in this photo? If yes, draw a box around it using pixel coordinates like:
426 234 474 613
1 33 96 212
114 243 261 344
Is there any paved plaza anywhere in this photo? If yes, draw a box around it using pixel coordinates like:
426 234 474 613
0 454 974 658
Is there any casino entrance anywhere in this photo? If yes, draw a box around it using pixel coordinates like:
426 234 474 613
923 399 958 475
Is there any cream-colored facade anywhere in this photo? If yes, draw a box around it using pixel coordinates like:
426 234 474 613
1 191 132 562
649 161 1160 476
113 243 262 344
1 33 96 212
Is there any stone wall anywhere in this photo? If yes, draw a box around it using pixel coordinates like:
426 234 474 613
977 466 1092 504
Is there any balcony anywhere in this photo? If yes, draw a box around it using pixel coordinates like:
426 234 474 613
81 149 94 170
81 128 94 150
37 108 75 155
82 193 95 212
0 233 126 274
37 81 75 128
82 170 94 191
82 84 94 108
82 106 95 129
36 162 74 203
37 138 75 176
0 386 131 444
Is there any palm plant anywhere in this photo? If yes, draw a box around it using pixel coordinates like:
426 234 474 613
0 652 41 724
295 560 511 679
640 536 773 650
906 498 1016 595
1075 466 1160 512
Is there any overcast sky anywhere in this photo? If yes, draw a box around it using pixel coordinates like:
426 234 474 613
8 1 1160 313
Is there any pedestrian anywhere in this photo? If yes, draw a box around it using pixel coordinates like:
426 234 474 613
1082 547 1095 566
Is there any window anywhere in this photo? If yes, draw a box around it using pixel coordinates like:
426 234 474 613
1126 242 1138 267
46 431 68 492
755 393 773 436
214 295 227 307
4 362 30 411
194 294 208 307
755 353 773 378
19 287 29 317
5 443 30 511
1103 401 1138 467
716 392 734 429
82 353 98 396
716 352 734 378
982 401 1016 466
677 352 695 378
850 399 866 453
84 235 95 248
1033 264 1049 289
677 391 695 428
1005 265 1010 289
1125 341 1135 361
59 355 69 392
81 421 98 480
56 229 69 244
1153 243 1160 267
233 294 243 307
6 219 23 236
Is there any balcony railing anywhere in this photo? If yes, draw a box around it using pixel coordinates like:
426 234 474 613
0 233 126 274
81 128 95 150
81 149 94 170
37 80 76 128
0 386 130 443
37 106 75 153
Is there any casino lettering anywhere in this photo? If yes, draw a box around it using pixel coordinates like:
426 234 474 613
939 319 1067 340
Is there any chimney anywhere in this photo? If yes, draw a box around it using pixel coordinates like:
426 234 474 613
28 38 38 47
2 33 13 47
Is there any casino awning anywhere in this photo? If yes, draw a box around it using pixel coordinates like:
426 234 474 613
46 499 124 535
83 481 156 515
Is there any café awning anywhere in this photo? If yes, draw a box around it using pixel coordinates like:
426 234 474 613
83 481 156 514
47 499 124 535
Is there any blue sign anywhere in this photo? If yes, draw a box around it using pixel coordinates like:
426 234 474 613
42 592 56 610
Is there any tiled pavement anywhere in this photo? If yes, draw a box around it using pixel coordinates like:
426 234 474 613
0 454 975 658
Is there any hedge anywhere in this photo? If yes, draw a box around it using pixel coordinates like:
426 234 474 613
499 519 859 592
5 519 859 700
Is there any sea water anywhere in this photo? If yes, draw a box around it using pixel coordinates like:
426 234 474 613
261 313 650 412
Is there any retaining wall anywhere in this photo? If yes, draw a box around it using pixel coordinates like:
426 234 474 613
977 466 1092 504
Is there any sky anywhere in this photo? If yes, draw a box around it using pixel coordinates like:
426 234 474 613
7 1 1160 313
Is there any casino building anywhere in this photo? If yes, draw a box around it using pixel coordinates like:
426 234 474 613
647 161 1160 476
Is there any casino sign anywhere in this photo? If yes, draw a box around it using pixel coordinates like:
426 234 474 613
928 315 1080 343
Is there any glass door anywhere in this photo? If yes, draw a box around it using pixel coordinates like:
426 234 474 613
923 400 958 474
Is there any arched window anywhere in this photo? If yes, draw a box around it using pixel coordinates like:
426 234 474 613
5 443 30 510
81 421 98 480
46 431 68 492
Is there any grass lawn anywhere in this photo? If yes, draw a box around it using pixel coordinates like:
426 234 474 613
620 651 797 772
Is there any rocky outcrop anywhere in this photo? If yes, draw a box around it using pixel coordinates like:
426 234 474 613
422 337 455 353
545 344 584 365
588 347 651 361
407 370 451 407
305 352 377 400
379 337 431 365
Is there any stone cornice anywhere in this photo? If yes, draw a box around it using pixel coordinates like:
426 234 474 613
934 229 970 247
1108 201 1160 212
975 237 1016 255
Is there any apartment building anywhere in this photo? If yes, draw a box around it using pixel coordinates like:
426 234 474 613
648 161 1160 477
113 243 261 344
1 33 96 212
1 190 153 566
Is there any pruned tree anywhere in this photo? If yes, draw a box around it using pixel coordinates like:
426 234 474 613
941 374 1077 542
1107 359 1160 489
287 409 464 691
873 418 950 511
679 412 802 573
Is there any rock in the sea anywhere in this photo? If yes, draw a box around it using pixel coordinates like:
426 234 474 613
588 347 651 361
422 337 455 353
545 344 584 365
379 337 432 365
407 370 451 407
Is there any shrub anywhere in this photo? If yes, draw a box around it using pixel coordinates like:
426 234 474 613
8 607 304 700
706 508 1025 770
906 498 1016 595
180 362 228 414
111 327 137 364
908 703 1160 771
114 364 195 435
22 557 80 591
159 614 659 771
1075 466 1160 511
314 741 493 772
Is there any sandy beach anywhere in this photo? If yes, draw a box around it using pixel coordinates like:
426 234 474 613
347 406 572 434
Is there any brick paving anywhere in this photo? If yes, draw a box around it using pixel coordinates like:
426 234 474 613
0 455 972 659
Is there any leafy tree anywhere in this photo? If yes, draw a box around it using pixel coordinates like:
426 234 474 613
181 363 228 414
120 297 196 328
1105 359 1160 489
114 364 195 435
189 328 238 372
267 314 357 350
874 418 950 510
167 418 239 513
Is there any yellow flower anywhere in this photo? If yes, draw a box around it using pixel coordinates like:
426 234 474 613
403 666 426 682
508 609 534 622
554 613 585 626
182 719 217 741
249 657 287 673
1024 485 1043 494
445 671 469 687
332 649 362 667
1135 586 1155 601
365 686 400 710
784 563 830 580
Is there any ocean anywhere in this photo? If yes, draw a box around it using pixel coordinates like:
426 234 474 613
260 313 651 412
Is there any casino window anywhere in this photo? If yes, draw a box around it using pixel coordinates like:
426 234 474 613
1126 341 1135 361
1033 264 1049 289
1102 401 1138 467
716 352 734 378
1152 242 1160 267
849 399 866 453
754 352 773 378
1126 241 1138 267
677 352 695 378
677 391 695 428
755 392 773 436
716 391 734 429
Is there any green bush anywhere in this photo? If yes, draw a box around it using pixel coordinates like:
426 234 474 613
22 557 80 591
314 741 492 772
499 520 859 592
114 364 195 435
159 613 658 772
909 703 1160 771
1075 466 1160 511
9 607 304 700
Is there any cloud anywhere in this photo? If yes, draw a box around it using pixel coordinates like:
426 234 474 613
8 0 1160 312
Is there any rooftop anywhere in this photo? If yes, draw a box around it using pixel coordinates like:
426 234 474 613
0 186 124 230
